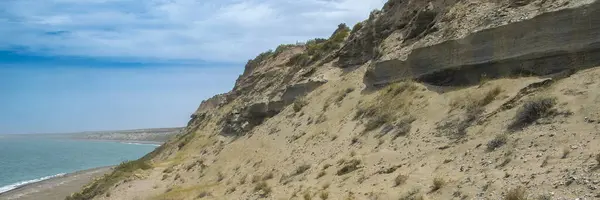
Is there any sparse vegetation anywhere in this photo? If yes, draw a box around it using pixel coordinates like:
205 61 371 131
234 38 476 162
497 158 512 168
508 97 556 131
239 174 247 184
336 159 361 175
431 177 445 192
197 191 210 198
351 22 363 33
487 134 508 151
251 175 261 183
595 154 600 165
317 171 326 179
287 53 312 66
293 98 308 112
505 186 527 200
294 164 311 176
561 148 570 159
394 174 408 187
537 194 552 200
320 191 329 200
336 88 355 103
398 188 423 200
304 191 313 200
66 160 153 200
286 23 350 66
263 172 274 180
216 171 224 182
356 81 419 132
253 181 272 197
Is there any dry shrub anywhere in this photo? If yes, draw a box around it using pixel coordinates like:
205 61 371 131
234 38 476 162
505 186 527 200
487 134 508 151
394 174 408 187
336 159 361 176
320 191 329 200
508 97 556 131
253 181 272 197
294 164 311 176
431 177 445 192
317 171 326 179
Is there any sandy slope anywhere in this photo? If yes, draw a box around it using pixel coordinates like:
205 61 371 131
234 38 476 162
70 0 600 199
90 65 600 200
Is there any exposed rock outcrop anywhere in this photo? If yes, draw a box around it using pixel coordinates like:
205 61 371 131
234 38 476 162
365 1 600 87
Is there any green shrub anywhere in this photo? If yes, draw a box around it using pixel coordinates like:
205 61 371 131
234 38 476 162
351 22 364 33
287 53 311 66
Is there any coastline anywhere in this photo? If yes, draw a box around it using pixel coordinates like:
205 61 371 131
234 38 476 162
0 166 113 200
66 138 164 146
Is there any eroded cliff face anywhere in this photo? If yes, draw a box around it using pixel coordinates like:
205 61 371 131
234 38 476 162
69 0 600 199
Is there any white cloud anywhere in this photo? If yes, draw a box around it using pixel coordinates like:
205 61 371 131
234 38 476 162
0 0 386 63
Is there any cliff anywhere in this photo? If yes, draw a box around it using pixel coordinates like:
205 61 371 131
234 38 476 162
69 0 600 199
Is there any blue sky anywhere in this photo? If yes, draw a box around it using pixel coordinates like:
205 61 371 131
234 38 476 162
0 0 385 134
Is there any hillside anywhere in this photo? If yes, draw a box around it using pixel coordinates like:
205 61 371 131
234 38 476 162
69 0 600 199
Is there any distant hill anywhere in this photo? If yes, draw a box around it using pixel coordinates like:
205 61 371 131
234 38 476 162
47 127 183 143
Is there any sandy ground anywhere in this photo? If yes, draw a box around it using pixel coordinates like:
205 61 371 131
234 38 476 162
0 167 112 200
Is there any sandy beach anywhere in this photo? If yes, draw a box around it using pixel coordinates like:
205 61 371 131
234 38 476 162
0 167 112 200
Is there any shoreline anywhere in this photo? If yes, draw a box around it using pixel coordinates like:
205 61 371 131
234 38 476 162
0 166 113 200
66 138 164 146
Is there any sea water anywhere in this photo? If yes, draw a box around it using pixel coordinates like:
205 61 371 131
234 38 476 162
0 136 158 194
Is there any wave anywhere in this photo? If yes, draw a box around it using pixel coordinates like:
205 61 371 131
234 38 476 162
121 142 161 147
0 173 66 194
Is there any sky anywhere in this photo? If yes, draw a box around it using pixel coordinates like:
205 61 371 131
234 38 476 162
0 0 386 134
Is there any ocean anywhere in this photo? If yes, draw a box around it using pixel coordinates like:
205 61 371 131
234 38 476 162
0 136 158 194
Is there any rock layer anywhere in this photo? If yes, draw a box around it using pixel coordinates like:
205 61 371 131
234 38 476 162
365 1 600 86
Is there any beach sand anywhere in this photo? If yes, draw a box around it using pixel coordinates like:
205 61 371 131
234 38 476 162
0 167 112 200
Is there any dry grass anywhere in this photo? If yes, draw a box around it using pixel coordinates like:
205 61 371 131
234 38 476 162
561 148 570 159
450 86 502 111
304 191 312 200
320 191 329 200
336 159 361 176
431 177 445 192
263 172 274 180
239 174 247 184
317 171 326 179
293 98 308 112
505 186 527 200
294 164 311 176
66 160 153 200
394 174 408 187
253 181 272 197
508 97 556 131
356 81 419 132
251 175 261 183
399 188 423 200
